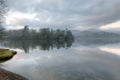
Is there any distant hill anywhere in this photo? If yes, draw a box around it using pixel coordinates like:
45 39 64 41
101 28 120 34
72 30 120 46
72 30 120 38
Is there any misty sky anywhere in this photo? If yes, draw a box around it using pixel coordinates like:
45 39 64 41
5 0 120 30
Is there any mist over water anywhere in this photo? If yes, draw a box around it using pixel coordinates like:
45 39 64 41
0 38 120 80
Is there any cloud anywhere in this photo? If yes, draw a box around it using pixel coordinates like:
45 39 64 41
6 0 120 30
100 21 120 30
6 11 36 25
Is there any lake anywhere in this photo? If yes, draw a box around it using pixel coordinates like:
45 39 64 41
0 39 120 80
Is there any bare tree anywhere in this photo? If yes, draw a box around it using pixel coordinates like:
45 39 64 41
0 0 7 38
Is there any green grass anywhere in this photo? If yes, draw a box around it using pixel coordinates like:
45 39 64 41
0 49 17 59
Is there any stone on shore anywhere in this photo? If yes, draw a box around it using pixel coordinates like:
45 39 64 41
0 68 28 80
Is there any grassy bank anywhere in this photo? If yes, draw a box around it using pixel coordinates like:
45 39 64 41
0 49 17 60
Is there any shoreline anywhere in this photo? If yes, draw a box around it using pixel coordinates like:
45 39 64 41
0 68 27 80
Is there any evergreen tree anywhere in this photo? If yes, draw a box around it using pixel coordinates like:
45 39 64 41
22 25 29 39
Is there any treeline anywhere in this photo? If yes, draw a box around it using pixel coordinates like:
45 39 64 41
5 26 74 42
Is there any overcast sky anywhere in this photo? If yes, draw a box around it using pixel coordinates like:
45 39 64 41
5 0 120 30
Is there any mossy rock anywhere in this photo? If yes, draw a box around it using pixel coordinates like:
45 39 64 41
0 49 17 60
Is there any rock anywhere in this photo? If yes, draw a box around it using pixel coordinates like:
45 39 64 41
0 68 28 80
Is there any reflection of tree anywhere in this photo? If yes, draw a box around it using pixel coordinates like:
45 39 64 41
21 40 30 53
0 56 13 63
1 39 74 53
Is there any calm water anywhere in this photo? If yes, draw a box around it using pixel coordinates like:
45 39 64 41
0 39 120 80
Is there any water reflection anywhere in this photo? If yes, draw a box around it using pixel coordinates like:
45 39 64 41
0 38 120 80
0 39 74 53
100 43 120 56
0 57 13 63
2 47 120 80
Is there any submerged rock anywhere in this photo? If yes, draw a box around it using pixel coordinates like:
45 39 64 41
0 49 17 60
0 68 28 80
